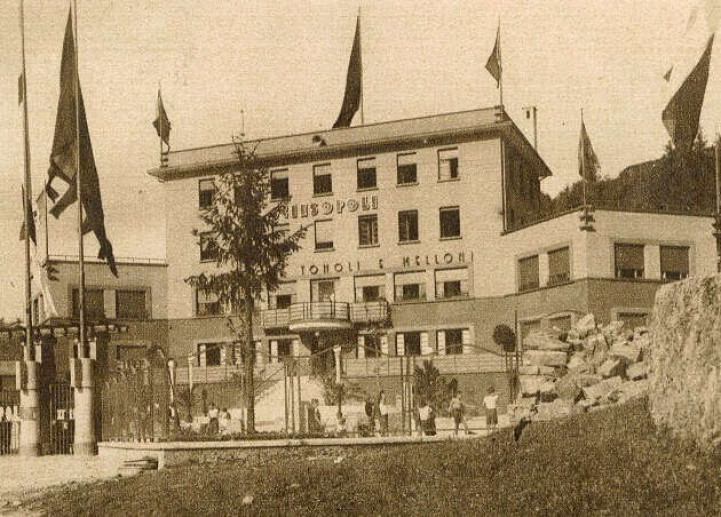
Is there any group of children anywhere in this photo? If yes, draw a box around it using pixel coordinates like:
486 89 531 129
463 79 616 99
417 385 499 437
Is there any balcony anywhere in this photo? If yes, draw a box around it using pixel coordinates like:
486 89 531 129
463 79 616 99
261 300 389 331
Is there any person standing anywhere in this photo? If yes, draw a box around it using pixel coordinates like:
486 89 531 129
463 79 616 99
207 402 220 435
378 390 389 436
483 386 499 432
449 390 473 437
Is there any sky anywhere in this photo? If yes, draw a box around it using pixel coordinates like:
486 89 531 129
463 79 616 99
0 0 718 319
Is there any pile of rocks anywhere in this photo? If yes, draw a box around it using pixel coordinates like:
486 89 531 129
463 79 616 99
513 314 650 422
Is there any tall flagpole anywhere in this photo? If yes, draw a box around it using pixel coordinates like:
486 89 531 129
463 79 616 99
158 85 163 165
714 137 721 273
498 20 504 107
20 0 33 360
73 0 86 357
358 7 365 125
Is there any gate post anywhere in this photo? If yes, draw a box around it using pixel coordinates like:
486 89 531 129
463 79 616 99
17 352 41 456
72 340 96 455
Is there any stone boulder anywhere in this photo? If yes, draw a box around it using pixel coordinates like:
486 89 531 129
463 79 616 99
609 342 642 363
575 313 596 338
582 376 622 402
535 399 574 421
519 375 546 396
626 361 648 381
598 358 625 378
649 275 721 450
554 375 582 401
518 365 540 375
524 331 571 352
567 353 592 374
524 350 568 367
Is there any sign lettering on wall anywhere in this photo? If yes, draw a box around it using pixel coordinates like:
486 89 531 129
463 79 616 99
298 251 473 276
279 195 378 220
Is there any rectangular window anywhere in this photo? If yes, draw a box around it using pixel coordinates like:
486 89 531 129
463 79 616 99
398 210 419 242
357 158 377 190
200 233 219 262
615 244 644 279
199 179 215 209
270 282 296 309
438 148 459 181
277 339 294 359
314 220 334 250
549 315 573 333
439 206 461 239
361 334 382 358
518 255 540 292
398 332 422 356
72 288 104 320
275 294 292 309
358 214 379 247
397 153 417 185
311 279 336 302
270 169 289 200
435 268 469 298
116 289 147 319
444 329 464 355
354 275 386 302
196 288 222 317
547 247 570 286
313 163 332 195
198 343 222 367
660 245 690 282
394 271 426 301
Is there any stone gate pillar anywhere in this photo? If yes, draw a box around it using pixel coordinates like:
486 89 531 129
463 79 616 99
17 347 40 456
72 339 96 456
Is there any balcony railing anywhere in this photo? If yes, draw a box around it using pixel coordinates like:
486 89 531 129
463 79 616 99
261 300 389 330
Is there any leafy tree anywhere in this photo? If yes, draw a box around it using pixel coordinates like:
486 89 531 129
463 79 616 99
186 140 306 433
413 360 449 412
321 374 364 416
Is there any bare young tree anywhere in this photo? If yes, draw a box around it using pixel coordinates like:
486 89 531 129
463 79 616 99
186 139 306 432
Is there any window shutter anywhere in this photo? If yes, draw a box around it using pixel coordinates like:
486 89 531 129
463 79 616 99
420 332 431 355
462 330 471 354
395 284 403 301
357 335 365 359
254 341 263 366
436 282 444 298
355 286 364 303
396 334 405 357
292 339 301 357
381 335 389 356
220 345 227 366
270 340 278 363
460 280 468 295
437 331 446 355
419 283 426 300
199 344 206 368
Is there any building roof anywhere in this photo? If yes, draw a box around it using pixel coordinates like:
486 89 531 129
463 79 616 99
149 106 553 181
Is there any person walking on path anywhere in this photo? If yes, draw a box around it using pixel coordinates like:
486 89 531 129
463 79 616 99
449 390 474 437
483 386 499 432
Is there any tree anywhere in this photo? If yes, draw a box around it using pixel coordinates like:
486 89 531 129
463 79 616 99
186 139 306 433
321 374 364 417
413 360 449 412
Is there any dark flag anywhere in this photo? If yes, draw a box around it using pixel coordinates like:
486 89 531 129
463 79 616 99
333 16 362 129
579 119 600 182
46 10 117 276
662 35 714 153
19 185 36 245
153 90 171 146
663 66 673 82
486 25 502 86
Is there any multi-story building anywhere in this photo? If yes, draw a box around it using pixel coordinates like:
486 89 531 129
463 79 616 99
144 106 717 404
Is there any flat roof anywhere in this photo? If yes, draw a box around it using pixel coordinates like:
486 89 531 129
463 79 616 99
149 107 553 181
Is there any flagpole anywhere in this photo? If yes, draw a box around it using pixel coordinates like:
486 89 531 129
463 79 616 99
714 137 721 273
72 0 87 357
498 21 504 107
20 0 33 359
358 8 365 125
158 87 163 165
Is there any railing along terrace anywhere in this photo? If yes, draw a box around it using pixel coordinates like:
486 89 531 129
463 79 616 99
262 300 389 328
289 301 350 322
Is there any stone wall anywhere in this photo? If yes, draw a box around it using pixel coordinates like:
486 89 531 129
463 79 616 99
648 275 721 451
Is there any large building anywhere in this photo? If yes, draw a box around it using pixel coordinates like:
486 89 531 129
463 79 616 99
16 106 718 413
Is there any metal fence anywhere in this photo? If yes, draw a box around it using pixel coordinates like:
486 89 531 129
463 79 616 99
49 383 74 455
0 390 20 455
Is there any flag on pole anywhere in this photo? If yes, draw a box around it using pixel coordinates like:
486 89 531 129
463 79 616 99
45 10 118 276
19 185 36 245
486 25 502 86
578 119 600 182
333 16 362 129
153 90 171 146
663 66 673 82
662 35 714 153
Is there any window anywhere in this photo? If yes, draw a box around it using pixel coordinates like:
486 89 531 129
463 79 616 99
398 210 419 242
314 220 334 250
198 343 222 367
200 233 219 262
520 320 541 342
196 288 222 317
116 290 147 319
394 271 426 301
270 282 296 309
518 255 540 292
439 207 461 239
199 179 215 209
357 158 377 190
547 247 570 286
660 246 690 281
435 268 469 298
358 214 378 247
549 315 573 333
361 334 381 358
313 163 332 195
354 275 386 302
397 153 417 185
615 244 644 279
444 329 464 355
438 148 459 181
277 339 293 359
311 279 336 302
276 294 292 309
397 332 422 356
270 169 289 200
72 288 104 320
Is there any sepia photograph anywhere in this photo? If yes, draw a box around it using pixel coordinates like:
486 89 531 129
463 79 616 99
1 0 721 514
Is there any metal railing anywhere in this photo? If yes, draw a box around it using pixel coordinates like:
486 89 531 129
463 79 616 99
0 390 20 455
263 300 389 329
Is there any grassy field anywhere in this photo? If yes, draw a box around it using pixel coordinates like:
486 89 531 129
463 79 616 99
28 397 721 516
